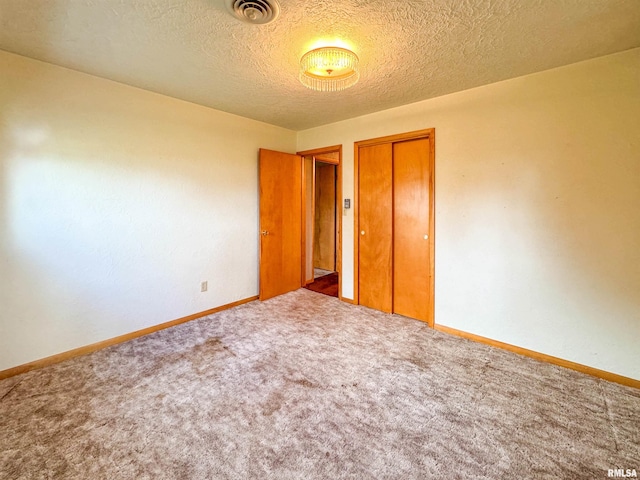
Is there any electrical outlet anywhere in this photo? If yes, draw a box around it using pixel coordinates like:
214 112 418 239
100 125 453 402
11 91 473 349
201 281 208 292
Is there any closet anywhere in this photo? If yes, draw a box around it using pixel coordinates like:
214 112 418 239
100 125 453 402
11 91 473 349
355 129 434 325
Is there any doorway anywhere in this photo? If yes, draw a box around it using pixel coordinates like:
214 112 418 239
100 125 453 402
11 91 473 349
298 146 342 299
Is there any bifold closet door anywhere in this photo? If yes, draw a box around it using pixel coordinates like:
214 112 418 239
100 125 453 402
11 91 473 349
393 138 431 322
358 143 393 313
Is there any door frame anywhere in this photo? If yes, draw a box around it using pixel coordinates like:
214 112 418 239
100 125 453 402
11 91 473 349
297 145 343 300
353 129 435 326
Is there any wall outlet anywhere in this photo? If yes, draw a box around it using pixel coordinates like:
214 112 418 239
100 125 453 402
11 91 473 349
201 281 208 292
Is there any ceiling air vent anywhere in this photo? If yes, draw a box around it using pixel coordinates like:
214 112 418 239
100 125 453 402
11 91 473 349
226 0 280 24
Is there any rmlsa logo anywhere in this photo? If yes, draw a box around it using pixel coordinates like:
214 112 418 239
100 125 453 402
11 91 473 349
608 469 638 478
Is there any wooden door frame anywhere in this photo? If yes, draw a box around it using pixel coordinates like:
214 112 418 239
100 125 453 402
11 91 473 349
354 129 435 326
297 145 343 300
301 156 317 287
312 159 339 278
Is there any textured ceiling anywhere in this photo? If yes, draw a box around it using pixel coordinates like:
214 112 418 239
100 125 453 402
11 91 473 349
1 0 639 130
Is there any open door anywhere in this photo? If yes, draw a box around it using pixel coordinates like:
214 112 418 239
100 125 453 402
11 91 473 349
259 148 303 300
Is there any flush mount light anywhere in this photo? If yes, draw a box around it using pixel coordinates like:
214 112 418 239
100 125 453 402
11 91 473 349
299 47 360 92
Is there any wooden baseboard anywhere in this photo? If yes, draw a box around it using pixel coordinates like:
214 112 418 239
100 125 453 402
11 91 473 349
433 324 639 389
0 295 259 381
340 297 355 304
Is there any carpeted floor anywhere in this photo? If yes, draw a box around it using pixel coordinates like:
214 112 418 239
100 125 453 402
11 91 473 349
1 289 638 479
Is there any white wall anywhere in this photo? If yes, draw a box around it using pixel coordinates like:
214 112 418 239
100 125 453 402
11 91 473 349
0 51 296 371
2 48 638 380
298 48 640 380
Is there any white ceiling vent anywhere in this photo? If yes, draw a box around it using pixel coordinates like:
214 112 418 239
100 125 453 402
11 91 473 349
226 0 280 25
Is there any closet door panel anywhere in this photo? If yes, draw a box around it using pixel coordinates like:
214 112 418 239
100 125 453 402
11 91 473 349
393 138 430 321
358 143 393 312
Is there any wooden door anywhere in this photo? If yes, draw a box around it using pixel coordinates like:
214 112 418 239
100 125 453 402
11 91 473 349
393 138 431 322
259 149 303 300
357 143 393 312
354 129 435 325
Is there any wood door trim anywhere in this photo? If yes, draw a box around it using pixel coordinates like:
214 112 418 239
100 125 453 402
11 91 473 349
428 130 436 327
354 128 435 326
355 129 434 148
353 141 360 307
298 145 342 157
297 146 343 299
314 155 339 165
301 157 310 285
311 157 316 281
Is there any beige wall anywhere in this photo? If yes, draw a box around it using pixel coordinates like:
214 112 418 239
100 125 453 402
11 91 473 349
298 48 640 380
2 47 638 380
0 51 296 370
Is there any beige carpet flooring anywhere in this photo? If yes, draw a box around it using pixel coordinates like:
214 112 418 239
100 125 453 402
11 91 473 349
1 289 638 479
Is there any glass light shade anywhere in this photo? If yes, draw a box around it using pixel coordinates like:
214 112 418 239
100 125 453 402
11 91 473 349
299 47 360 92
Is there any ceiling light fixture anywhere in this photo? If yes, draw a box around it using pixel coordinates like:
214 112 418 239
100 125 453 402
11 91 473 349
299 47 359 92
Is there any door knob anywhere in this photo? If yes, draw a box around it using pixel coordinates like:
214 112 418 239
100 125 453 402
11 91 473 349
424 234 428 240
360 230 365 235
261 230 269 236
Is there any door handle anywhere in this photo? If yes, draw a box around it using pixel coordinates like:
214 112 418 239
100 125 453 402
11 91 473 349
261 230 270 236
360 230 365 235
